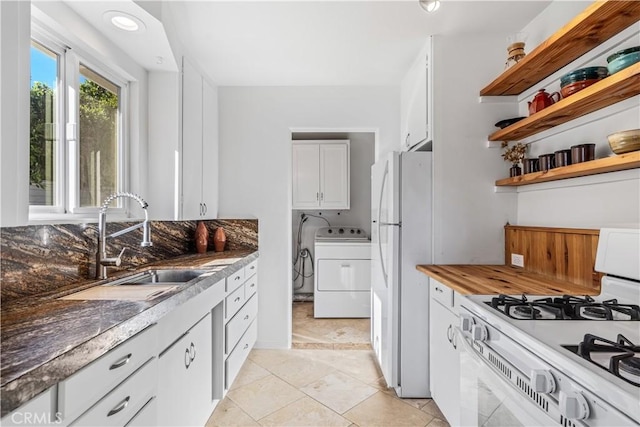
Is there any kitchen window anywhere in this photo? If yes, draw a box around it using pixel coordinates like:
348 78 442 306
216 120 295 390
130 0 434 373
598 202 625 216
29 29 128 219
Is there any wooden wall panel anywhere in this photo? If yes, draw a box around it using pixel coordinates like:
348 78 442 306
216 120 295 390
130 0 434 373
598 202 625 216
504 225 601 290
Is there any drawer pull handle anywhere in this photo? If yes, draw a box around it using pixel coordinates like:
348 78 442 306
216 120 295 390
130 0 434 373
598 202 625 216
109 353 132 370
244 315 250 320
107 396 130 417
250 283 255 288
435 287 443 293
250 265 255 270
235 276 241 281
234 297 241 302
244 343 249 350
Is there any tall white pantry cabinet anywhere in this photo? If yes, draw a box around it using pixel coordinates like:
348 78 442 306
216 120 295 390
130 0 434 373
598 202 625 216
292 140 350 210
182 57 219 220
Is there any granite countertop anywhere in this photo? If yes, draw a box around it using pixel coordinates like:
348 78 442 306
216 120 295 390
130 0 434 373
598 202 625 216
416 264 600 296
0 249 258 417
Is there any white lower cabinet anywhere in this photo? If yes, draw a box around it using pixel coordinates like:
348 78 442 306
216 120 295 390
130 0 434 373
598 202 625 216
0 387 58 426
70 358 157 427
157 313 212 427
429 278 460 426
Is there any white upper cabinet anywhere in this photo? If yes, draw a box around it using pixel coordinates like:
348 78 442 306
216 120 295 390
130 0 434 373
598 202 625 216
400 36 433 151
182 57 204 219
181 57 219 219
292 141 350 210
202 79 219 219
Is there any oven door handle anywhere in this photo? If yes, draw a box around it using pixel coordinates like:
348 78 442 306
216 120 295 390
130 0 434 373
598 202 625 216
455 327 558 426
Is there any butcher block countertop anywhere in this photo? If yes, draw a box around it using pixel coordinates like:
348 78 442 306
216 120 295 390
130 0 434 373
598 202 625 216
416 264 600 296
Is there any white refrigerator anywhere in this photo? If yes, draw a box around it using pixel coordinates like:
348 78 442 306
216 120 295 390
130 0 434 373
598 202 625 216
371 151 432 398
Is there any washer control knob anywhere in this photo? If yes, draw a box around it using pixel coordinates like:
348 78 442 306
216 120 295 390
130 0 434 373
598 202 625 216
328 229 333 234
559 391 590 420
530 370 556 394
460 314 474 332
339 228 344 234
471 324 488 342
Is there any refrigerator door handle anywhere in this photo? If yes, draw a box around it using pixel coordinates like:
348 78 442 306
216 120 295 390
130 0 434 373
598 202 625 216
378 163 390 288
380 222 401 227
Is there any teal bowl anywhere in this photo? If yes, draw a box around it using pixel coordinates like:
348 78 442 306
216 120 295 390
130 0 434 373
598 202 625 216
607 51 640 75
607 46 640 63
560 67 608 87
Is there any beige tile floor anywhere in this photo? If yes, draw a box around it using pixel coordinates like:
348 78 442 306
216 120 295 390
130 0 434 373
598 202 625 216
291 302 371 349
206 348 450 427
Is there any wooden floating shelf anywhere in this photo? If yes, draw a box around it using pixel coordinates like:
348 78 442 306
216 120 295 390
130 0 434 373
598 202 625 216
480 1 640 96
495 151 640 187
488 63 640 142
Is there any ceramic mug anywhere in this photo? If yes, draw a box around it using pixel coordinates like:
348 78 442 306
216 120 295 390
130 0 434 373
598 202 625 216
523 158 539 174
538 153 555 171
571 143 596 163
554 149 572 167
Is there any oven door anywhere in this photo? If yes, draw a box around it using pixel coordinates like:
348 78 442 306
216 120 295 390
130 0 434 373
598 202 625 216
457 328 557 427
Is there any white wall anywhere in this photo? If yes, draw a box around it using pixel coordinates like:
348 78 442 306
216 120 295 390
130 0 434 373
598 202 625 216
513 0 640 229
291 132 375 294
432 33 518 264
0 1 30 226
218 86 398 348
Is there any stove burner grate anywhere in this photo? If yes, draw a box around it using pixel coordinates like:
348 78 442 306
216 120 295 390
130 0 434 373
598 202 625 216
574 334 640 387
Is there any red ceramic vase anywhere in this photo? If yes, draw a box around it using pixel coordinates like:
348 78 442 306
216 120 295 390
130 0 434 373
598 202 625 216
213 227 226 252
195 221 209 254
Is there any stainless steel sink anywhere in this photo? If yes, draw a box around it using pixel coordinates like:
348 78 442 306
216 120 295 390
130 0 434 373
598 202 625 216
107 269 215 285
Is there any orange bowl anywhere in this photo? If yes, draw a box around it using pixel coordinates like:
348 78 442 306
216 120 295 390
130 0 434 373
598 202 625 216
560 79 601 99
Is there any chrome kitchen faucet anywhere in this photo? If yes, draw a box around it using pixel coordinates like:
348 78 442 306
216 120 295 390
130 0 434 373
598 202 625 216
96 192 152 279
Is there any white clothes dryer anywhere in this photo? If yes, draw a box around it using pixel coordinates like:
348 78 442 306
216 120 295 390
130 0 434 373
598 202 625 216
314 227 371 318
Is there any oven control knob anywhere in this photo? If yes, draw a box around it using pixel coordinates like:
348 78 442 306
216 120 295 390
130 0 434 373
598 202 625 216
460 314 474 332
471 324 488 342
559 391 590 420
530 370 556 394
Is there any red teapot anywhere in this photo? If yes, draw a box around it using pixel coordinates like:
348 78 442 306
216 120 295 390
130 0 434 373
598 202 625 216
528 89 561 115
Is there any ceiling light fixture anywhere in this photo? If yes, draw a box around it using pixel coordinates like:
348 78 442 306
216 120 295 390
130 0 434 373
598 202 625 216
103 11 146 33
419 0 441 13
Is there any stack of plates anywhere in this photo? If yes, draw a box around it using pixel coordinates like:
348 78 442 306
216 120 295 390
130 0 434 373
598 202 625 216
559 67 608 98
607 47 640 75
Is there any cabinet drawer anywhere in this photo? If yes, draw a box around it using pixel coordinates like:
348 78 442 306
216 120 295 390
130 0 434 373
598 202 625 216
244 260 258 279
226 269 245 292
244 274 258 300
70 358 157 427
431 279 453 308
225 320 257 390
125 396 156 427
226 294 258 354
59 325 157 422
225 285 245 320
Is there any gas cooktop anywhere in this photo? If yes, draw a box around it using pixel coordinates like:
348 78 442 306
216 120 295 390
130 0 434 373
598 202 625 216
486 294 640 320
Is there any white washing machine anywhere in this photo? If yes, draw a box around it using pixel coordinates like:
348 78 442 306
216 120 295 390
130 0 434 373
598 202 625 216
314 227 371 318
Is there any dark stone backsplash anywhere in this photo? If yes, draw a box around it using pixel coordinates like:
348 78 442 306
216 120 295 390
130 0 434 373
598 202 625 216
0 219 258 302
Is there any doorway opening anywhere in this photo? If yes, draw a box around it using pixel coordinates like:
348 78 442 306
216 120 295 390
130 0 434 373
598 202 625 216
290 130 375 349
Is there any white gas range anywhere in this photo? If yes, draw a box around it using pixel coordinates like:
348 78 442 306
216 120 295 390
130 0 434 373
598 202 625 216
457 228 640 427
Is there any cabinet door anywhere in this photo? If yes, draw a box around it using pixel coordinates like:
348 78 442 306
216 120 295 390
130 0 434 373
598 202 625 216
319 143 349 209
292 143 320 209
157 313 212 427
201 79 218 219
181 57 204 219
429 298 460 426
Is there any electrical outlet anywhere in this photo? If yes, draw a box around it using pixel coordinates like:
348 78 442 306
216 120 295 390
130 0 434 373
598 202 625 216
511 253 525 268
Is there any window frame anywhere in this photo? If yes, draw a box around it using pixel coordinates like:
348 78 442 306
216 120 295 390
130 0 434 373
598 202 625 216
28 24 130 221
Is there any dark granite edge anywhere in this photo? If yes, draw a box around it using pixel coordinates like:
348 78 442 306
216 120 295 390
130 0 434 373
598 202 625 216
0 251 259 417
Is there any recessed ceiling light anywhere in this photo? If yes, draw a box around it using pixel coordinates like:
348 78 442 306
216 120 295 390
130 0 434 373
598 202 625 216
103 11 146 33
419 0 441 13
